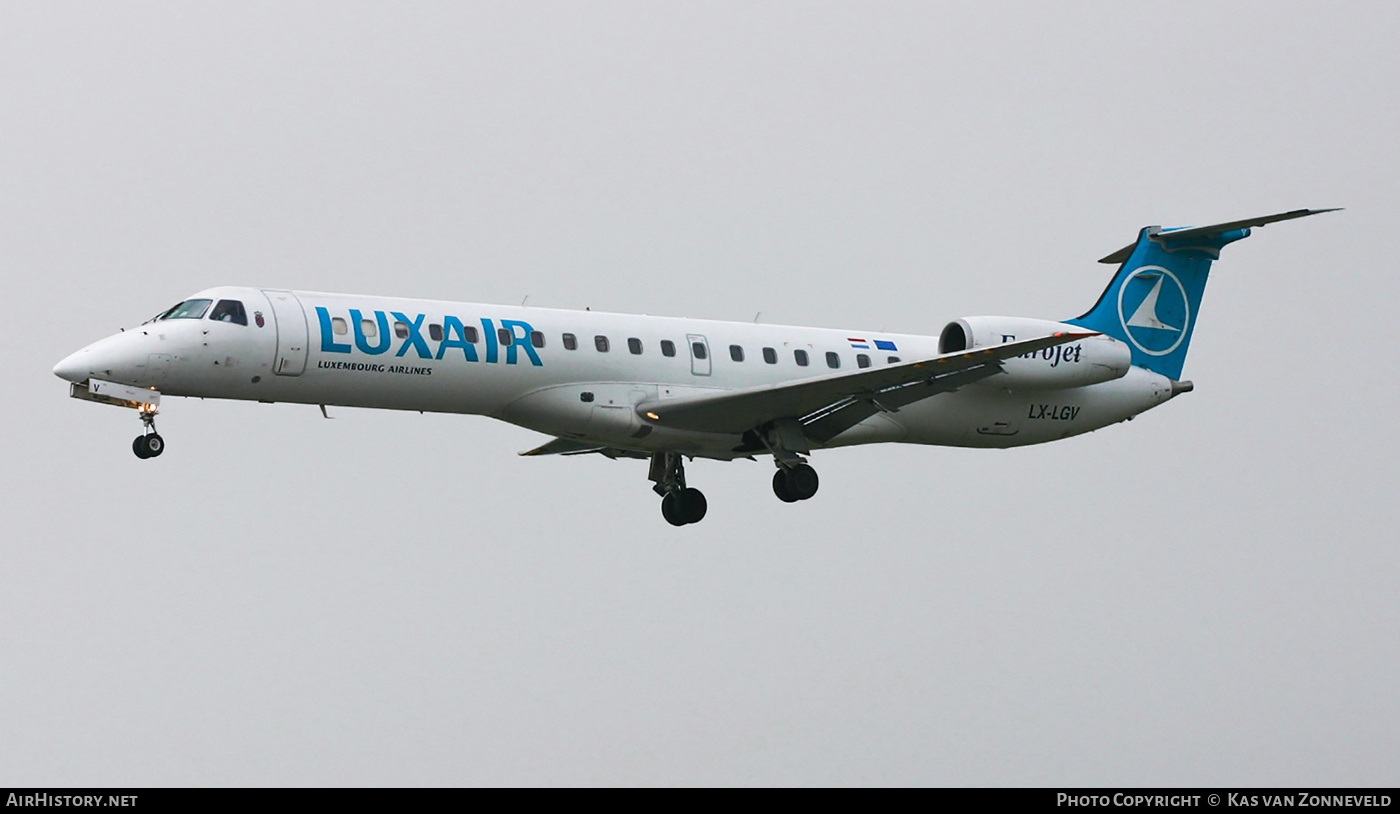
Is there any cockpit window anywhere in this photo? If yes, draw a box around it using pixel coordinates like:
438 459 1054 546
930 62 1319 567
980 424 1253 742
209 299 247 325
158 299 212 320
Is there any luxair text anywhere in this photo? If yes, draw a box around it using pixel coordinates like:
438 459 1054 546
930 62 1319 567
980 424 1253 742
316 307 542 366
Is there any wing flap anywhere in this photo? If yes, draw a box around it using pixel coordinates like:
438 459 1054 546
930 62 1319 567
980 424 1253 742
520 438 651 459
519 437 608 456
637 331 1096 435
800 364 1003 443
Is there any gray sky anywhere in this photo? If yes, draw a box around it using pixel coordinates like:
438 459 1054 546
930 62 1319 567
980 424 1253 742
2 0 1395 786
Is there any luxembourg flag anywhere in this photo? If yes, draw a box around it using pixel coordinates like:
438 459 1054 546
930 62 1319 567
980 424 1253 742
848 337 870 349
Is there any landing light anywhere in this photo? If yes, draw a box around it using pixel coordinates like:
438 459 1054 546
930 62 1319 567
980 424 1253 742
646 412 660 421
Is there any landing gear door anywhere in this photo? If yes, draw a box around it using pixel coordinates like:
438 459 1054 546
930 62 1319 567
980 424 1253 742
687 334 711 376
262 290 309 376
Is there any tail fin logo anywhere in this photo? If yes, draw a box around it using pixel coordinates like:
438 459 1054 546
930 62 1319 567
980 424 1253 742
1116 266 1191 357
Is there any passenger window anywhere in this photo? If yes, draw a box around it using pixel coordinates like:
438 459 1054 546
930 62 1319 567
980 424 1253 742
531 331 545 349
660 340 676 357
794 349 809 367
691 342 708 360
497 328 513 346
563 333 578 350
628 337 643 355
332 317 348 336
826 352 841 369
595 335 610 352
887 356 900 364
209 299 247 325
762 347 777 364
361 319 377 337
464 326 479 343
394 322 410 339
729 345 744 362
159 299 212 320
429 324 443 342
857 353 871 369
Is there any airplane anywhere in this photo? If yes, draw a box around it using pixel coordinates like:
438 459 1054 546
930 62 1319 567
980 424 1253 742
53 208 1335 525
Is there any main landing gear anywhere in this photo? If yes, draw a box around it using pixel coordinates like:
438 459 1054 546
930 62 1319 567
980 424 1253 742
754 418 819 504
772 462 819 503
646 450 822 525
649 452 707 526
132 404 165 459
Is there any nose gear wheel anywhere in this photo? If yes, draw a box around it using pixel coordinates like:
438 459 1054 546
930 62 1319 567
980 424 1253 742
132 406 165 459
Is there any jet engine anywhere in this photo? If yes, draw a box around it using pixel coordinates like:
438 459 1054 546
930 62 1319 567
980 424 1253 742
939 316 1133 390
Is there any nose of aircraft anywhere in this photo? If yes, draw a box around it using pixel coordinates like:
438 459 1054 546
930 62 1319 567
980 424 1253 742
54 328 174 387
53 349 90 383
53 332 140 384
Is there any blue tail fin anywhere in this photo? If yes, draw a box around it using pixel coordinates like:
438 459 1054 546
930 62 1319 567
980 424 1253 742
1067 208 1337 380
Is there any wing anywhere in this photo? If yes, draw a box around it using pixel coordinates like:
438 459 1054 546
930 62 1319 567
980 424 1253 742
637 331 1096 442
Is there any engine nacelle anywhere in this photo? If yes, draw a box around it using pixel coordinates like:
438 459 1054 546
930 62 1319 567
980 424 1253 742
939 316 1133 390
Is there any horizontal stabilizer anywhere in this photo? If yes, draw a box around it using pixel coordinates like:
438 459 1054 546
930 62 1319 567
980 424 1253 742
1098 208 1341 264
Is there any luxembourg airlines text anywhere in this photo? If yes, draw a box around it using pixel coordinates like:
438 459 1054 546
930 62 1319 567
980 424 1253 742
316 361 432 376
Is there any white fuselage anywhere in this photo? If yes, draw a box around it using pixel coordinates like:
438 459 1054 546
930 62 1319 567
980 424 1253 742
54 286 1181 459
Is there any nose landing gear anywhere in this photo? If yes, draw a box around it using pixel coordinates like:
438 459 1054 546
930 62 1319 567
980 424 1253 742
649 451 707 526
132 404 165 459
